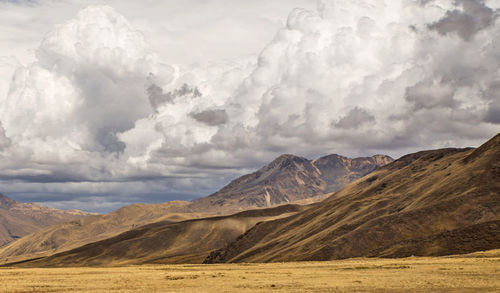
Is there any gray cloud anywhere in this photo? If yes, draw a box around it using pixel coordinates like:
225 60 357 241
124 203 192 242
0 121 10 150
485 103 500 124
189 109 228 126
483 81 500 124
147 78 202 112
334 107 375 129
0 0 37 4
405 80 458 110
146 83 173 110
429 0 497 41
96 131 126 153
73 68 151 154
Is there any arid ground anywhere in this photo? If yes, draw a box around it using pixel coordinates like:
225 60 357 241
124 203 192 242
1 251 499 292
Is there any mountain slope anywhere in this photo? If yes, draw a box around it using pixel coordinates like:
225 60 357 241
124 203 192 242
0 153 391 264
0 200 202 264
0 194 92 247
205 133 500 263
10 204 308 267
190 154 393 213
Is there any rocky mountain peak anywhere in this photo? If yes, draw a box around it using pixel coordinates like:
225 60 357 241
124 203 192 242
258 154 309 175
269 154 307 167
314 154 347 167
191 151 395 213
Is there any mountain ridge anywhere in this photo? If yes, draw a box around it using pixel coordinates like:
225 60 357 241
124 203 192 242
189 154 393 212
0 194 93 247
2 133 499 267
7 204 310 267
204 133 500 263
7 133 499 267
0 152 392 264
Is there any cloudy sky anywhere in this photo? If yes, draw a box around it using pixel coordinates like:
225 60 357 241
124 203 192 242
0 0 498 213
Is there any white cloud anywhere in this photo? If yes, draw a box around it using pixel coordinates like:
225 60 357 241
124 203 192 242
216 0 499 154
0 0 316 65
0 0 498 212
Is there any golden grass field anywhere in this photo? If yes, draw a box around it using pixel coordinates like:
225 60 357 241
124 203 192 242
1 252 499 292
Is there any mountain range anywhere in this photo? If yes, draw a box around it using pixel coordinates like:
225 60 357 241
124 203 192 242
10 204 308 267
8 133 498 267
0 195 92 247
1 134 498 267
0 153 392 264
190 154 393 213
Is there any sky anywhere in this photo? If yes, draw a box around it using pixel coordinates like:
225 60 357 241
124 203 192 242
0 0 499 213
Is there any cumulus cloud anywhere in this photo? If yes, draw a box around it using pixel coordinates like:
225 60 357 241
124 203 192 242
214 0 499 154
0 1 499 212
1 6 161 154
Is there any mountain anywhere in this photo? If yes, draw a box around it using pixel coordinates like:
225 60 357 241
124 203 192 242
0 153 392 264
189 154 393 213
8 204 308 267
205 133 500 263
0 194 92 247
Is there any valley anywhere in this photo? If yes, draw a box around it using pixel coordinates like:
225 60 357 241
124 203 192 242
1 251 499 292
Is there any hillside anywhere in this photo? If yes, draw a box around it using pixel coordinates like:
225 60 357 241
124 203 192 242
0 200 201 264
0 153 391 264
205 133 500 263
10 205 308 267
0 194 92 247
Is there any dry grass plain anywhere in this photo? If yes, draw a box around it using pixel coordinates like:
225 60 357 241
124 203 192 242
1 253 499 292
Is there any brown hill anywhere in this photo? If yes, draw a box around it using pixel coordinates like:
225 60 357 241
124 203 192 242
0 194 92 248
190 154 393 213
0 200 203 264
9 204 308 267
0 153 391 264
205 133 500 263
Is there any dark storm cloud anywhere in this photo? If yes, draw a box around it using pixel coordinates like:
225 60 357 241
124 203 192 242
0 171 194 183
0 174 89 183
189 109 228 126
7 185 211 213
428 0 498 41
